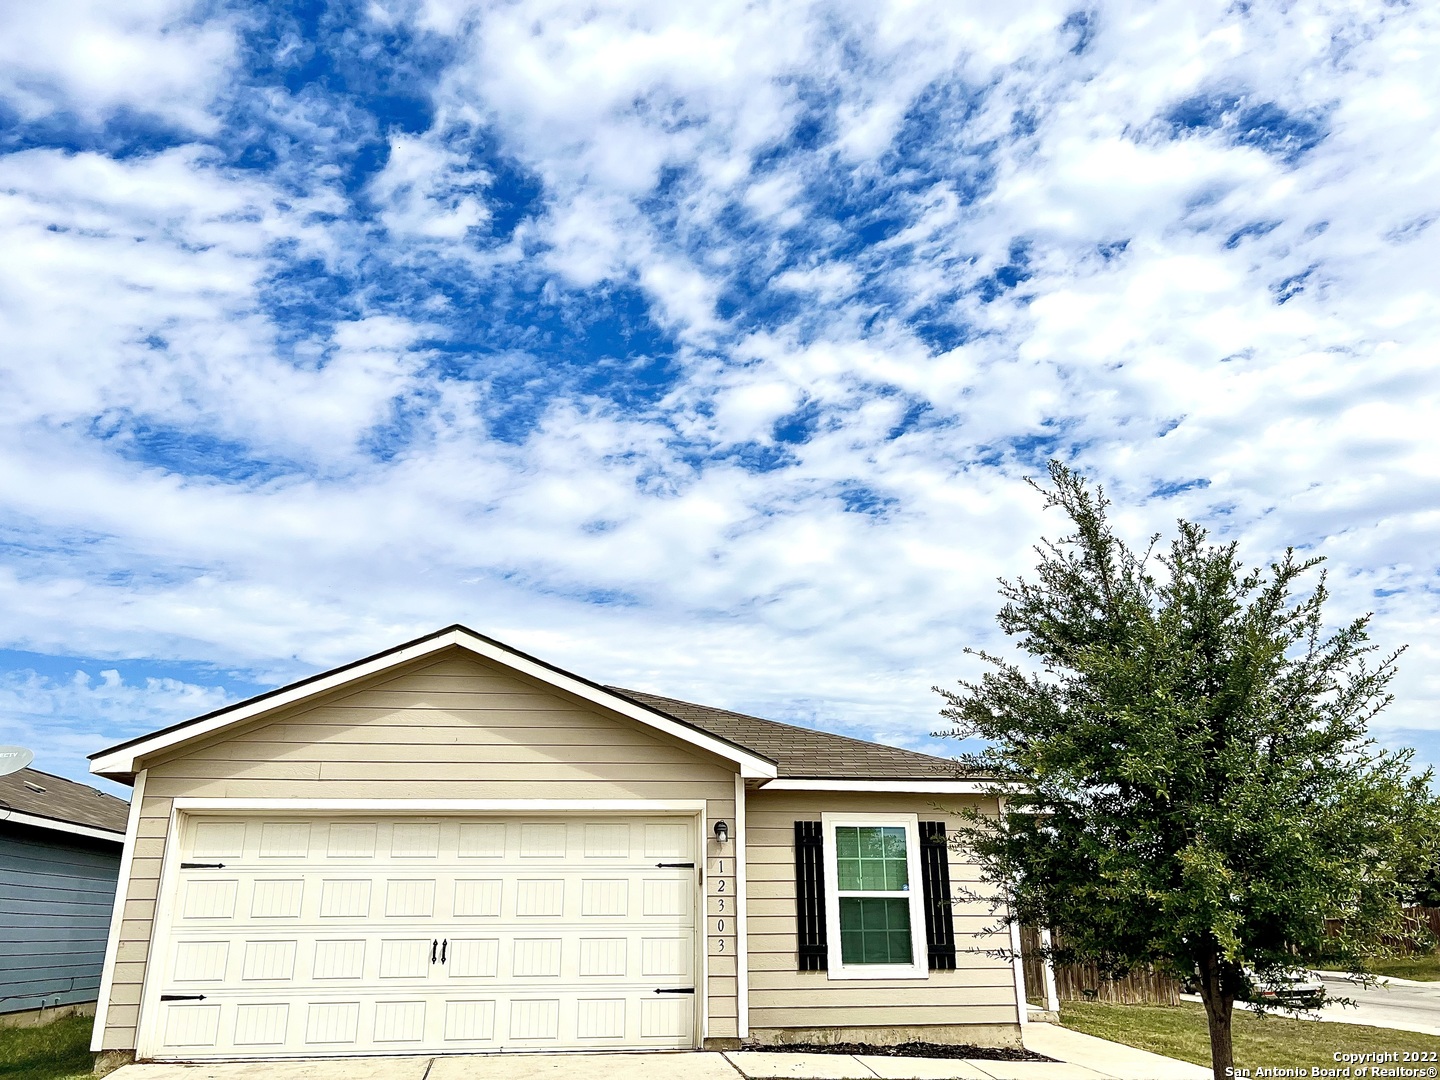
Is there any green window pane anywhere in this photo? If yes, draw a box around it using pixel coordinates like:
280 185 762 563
881 828 907 859
835 825 908 893
838 898 913 965
884 860 907 891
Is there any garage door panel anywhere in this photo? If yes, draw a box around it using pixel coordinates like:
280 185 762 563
311 938 366 980
162 1003 222 1047
304 1000 359 1044
250 879 305 918
156 986 699 1056
442 998 495 1041
233 1002 289 1046
446 937 499 978
171 940 230 983
318 878 370 917
181 878 238 920
453 878 501 917
147 814 699 1057
240 940 295 981
259 823 312 859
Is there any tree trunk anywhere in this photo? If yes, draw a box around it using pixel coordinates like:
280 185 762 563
1196 950 1235 1080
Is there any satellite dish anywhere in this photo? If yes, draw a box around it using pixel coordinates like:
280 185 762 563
0 747 34 776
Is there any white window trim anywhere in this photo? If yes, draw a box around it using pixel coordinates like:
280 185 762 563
820 812 928 981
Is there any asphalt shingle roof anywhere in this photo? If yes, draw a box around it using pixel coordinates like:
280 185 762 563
0 767 129 834
610 687 969 780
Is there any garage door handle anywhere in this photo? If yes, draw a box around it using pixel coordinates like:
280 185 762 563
180 862 226 869
431 940 438 964
161 994 207 1002
656 862 695 868
654 987 695 994
440 939 447 964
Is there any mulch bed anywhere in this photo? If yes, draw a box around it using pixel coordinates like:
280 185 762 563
741 1041 1054 1062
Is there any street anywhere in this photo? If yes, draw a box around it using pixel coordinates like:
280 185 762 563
1310 974 1440 1038
1181 976 1440 1038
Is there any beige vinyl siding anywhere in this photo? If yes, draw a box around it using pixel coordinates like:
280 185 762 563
744 790 1019 1034
99 650 738 1052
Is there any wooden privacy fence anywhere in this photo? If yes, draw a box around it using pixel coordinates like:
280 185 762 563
1323 906 1440 953
1019 925 1181 1005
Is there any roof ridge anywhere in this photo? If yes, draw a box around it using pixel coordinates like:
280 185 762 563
608 686 959 767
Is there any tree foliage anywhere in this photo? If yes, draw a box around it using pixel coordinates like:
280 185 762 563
937 463 1438 1079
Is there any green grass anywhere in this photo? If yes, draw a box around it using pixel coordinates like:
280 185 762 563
0 1014 94 1080
1061 1000 1440 1070
1365 950 1440 981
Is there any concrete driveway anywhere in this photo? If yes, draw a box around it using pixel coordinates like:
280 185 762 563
105 1024 1208 1080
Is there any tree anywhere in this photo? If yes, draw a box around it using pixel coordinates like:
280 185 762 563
937 462 1438 1080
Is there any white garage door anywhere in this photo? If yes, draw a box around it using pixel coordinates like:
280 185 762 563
143 815 699 1058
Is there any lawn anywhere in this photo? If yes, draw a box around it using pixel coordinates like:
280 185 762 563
1364 950 1440 982
0 1014 94 1080
1061 1000 1440 1070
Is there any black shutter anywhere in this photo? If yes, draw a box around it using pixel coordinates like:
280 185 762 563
920 821 957 970
794 821 827 971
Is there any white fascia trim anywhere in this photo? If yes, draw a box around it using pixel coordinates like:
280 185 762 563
1001 793 1028 1028
169 798 708 813
91 769 146 1052
734 773 749 1038
1010 916 1028 1027
760 779 1013 794
698 805 709 1044
92 629 776 780
1040 926 1060 1012
2 809 125 843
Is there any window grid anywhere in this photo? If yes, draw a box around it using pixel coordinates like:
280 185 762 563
834 825 912 967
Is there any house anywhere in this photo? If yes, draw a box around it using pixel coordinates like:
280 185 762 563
0 766 128 1025
87 625 1023 1065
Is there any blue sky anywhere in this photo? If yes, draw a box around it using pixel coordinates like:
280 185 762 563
1 0 1439 796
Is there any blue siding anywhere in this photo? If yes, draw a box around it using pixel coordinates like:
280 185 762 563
0 823 120 1014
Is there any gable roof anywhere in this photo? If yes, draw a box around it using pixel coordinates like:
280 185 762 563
89 625 778 781
0 767 128 841
612 687 968 781
88 624 988 791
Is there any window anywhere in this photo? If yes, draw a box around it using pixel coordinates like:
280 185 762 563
821 813 926 979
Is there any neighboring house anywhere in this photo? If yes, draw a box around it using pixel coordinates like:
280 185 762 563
0 766 128 1024
88 625 1021 1064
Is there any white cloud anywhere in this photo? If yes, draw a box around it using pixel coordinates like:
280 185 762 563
369 135 491 240
0 0 235 132
3 0 1440 793
0 668 230 794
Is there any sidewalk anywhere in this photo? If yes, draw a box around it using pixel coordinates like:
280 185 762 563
108 1026 1209 1080
1022 1023 1209 1079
